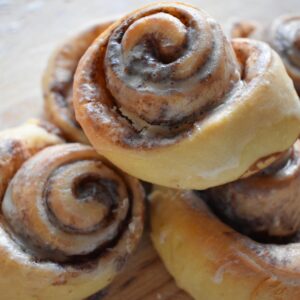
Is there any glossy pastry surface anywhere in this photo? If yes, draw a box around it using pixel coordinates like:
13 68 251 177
0 127 144 299
151 186 300 300
74 2 300 189
43 21 113 143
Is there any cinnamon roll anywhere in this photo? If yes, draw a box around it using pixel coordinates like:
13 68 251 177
43 21 113 143
208 141 300 239
150 182 300 300
267 15 300 95
227 15 300 96
74 3 300 190
0 141 144 299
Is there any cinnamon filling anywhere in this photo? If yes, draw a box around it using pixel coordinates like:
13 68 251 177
0 144 143 267
230 21 258 39
204 142 300 244
268 15 300 94
72 174 117 206
272 17 300 68
77 10 274 150
104 6 239 126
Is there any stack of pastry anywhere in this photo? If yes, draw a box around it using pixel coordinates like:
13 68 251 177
2 2 300 300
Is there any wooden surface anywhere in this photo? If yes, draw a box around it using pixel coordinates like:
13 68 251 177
0 1 300 299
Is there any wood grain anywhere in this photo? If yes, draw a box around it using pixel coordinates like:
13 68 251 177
102 235 189 300
0 1 299 299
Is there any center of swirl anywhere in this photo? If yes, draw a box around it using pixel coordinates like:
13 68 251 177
73 175 116 206
1 144 136 262
46 160 121 234
104 4 240 126
122 13 187 64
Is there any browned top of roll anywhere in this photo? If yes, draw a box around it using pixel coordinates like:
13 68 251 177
1 143 145 264
74 2 243 147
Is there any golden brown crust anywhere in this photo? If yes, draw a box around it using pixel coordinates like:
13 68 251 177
0 129 145 299
73 2 300 190
151 186 300 300
74 3 239 149
43 21 113 143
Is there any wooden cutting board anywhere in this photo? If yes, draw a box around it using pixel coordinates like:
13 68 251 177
1 1 299 299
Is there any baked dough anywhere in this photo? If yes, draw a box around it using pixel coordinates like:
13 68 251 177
74 3 300 190
43 21 113 143
0 126 144 299
208 141 300 238
227 15 300 95
151 186 300 300
0 118 64 196
267 15 300 95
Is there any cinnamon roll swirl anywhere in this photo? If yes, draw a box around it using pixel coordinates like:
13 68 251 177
267 15 300 95
0 141 144 299
151 185 300 300
43 21 113 143
227 15 300 96
74 3 300 190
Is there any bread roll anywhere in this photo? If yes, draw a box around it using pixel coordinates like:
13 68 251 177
73 3 300 189
151 186 300 300
0 124 144 300
43 21 113 143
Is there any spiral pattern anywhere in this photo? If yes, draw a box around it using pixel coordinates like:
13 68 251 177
2 143 144 263
74 3 300 190
0 135 144 299
226 15 300 95
207 141 300 238
75 2 240 142
43 21 113 143
267 15 300 94
104 4 239 126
